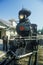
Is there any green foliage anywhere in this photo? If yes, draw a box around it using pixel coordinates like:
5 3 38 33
38 28 43 34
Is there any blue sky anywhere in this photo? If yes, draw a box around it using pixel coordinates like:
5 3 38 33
0 0 43 29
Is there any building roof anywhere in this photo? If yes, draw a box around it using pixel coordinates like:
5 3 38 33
0 25 6 28
0 19 17 28
0 19 11 27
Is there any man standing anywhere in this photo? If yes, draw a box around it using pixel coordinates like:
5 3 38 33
2 35 8 51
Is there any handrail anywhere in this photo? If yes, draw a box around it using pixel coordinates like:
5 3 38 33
16 52 33 59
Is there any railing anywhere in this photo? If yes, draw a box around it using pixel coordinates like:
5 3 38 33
13 36 39 40
14 35 43 40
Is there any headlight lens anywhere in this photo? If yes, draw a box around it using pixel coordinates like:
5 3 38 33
19 15 24 19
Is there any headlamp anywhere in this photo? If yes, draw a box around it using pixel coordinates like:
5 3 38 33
19 15 24 19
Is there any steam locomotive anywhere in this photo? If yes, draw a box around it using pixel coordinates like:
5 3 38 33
9 8 38 55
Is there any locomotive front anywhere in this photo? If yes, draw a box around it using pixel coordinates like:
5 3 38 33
16 8 32 37
16 8 37 37
9 8 38 55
